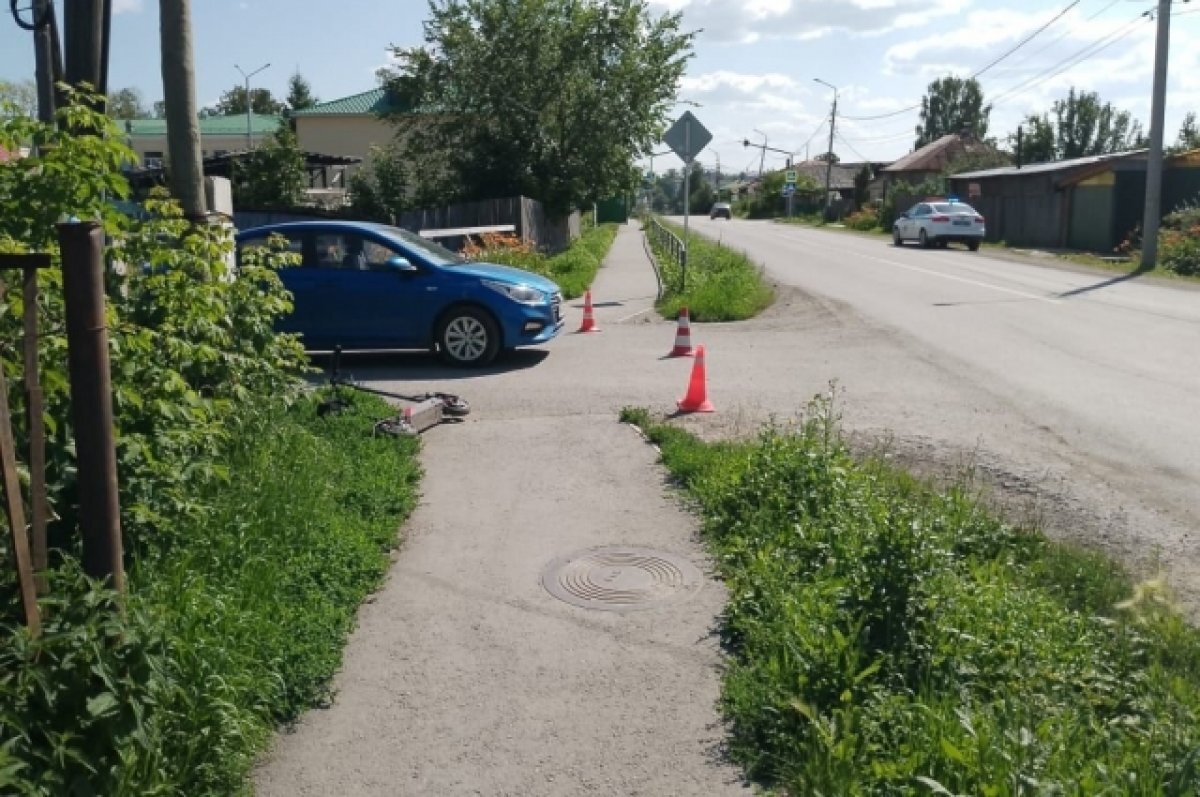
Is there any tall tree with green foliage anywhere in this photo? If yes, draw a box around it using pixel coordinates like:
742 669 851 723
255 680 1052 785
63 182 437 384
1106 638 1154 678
106 87 148 119
211 85 284 116
383 0 694 215
286 72 318 111
914 76 990 149
0 79 38 116
1011 89 1145 162
1173 112 1199 153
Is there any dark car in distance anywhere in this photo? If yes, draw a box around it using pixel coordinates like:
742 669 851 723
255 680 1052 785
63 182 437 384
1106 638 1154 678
709 202 732 220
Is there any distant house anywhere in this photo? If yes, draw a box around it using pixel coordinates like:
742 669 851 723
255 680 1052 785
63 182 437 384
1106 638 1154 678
121 114 282 167
792 159 859 202
876 133 1002 198
947 148 1200 251
292 88 409 174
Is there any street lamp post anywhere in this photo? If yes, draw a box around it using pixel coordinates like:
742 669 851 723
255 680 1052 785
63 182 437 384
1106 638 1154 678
234 62 270 151
814 78 838 220
753 128 767 178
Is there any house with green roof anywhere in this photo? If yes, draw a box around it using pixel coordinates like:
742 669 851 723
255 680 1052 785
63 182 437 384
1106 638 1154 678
292 88 409 173
120 114 282 167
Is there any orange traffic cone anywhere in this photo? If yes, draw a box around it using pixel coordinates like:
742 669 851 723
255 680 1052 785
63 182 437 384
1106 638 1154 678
677 345 715 413
667 306 694 357
577 290 600 333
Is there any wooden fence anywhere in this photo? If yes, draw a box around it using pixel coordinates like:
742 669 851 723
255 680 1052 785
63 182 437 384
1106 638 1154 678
235 196 581 254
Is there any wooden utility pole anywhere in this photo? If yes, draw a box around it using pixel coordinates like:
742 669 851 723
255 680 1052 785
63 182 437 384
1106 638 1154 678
159 0 208 220
1140 0 1173 269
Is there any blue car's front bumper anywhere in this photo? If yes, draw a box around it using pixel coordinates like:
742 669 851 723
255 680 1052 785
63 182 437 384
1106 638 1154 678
498 292 564 348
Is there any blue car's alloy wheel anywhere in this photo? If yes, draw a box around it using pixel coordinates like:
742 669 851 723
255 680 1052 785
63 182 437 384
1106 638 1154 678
437 308 500 367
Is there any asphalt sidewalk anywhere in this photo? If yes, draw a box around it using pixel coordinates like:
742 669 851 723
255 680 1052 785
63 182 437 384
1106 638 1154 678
254 224 750 796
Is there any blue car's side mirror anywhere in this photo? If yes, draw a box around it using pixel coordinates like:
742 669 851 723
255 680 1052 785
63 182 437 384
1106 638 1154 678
386 255 417 272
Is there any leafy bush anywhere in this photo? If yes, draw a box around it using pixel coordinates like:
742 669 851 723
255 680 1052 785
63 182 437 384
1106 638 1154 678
648 218 773 321
1159 201 1200 276
843 205 881 231
1 92 420 793
625 397 1200 795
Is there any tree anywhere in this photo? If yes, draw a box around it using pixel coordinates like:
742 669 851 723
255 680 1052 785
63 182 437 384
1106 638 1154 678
212 86 284 116
0 79 38 117
349 142 411 221
159 0 207 220
383 0 695 215
814 152 840 163
285 72 318 111
1010 89 1145 162
1173 112 1199 153
853 164 871 207
107 87 148 119
915 76 990 149
1011 114 1056 163
234 125 307 207
686 162 713 214
152 100 168 119
1052 89 1144 159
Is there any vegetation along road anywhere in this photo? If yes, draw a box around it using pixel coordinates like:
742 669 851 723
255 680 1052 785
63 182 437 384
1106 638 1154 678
680 215 1200 610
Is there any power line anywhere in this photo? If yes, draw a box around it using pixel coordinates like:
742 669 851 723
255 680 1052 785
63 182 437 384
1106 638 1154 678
835 132 869 162
841 0 1083 121
971 0 1082 79
987 0 1124 78
988 7 1152 107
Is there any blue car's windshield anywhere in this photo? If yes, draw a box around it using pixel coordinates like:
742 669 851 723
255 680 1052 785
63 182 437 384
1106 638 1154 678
378 225 466 266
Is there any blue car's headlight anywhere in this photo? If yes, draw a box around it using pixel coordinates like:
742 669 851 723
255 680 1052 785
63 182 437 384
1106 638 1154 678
483 279 546 305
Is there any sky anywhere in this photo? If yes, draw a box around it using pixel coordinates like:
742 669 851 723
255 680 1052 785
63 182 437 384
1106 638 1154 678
1 0 1198 177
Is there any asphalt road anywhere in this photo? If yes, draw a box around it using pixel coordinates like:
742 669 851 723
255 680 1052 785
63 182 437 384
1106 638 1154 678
680 216 1200 535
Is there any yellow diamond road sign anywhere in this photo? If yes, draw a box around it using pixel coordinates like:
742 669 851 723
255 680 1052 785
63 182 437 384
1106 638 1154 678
663 111 712 164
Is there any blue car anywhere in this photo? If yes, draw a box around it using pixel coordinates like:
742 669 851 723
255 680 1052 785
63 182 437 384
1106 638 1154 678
235 221 564 366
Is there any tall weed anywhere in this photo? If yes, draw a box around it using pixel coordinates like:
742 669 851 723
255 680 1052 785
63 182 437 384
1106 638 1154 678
647 218 773 321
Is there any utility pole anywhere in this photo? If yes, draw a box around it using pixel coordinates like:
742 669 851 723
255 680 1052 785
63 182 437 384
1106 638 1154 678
1140 0 1173 269
715 152 721 201
815 78 838 220
160 0 208 220
753 129 767 178
235 61 270 151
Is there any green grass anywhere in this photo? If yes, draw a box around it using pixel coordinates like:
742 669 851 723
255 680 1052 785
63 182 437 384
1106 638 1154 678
620 402 1200 796
647 218 774 322
0 392 420 795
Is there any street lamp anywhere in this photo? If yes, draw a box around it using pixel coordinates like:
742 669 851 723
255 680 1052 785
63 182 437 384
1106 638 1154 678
813 78 838 219
234 62 270 151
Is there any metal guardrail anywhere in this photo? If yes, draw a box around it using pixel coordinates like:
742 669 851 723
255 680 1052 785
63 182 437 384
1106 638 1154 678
645 216 687 278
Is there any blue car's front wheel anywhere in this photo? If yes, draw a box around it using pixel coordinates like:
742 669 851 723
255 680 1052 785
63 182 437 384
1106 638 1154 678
436 307 501 367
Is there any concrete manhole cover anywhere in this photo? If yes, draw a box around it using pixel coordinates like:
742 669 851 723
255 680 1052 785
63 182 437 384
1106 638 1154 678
541 546 703 611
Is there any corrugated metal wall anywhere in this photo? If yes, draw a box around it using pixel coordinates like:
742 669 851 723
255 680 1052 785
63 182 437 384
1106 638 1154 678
1068 185 1115 251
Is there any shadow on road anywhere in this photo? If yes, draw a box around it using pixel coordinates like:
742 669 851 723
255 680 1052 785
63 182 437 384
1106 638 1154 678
306 348 551 385
1054 267 1152 300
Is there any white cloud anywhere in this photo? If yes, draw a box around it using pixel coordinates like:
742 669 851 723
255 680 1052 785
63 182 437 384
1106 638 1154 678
112 0 142 13
650 0 973 44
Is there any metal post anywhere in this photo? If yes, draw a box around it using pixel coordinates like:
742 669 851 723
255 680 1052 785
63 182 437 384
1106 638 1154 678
1140 0 1172 269
23 267 49 594
30 0 60 122
63 0 104 90
235 62 270 151
682 124 690 293
58 222 124 592
824 95 837 219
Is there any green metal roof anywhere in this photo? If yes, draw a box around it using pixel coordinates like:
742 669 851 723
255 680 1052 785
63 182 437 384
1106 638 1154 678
291 88 408 117
121 114 282 137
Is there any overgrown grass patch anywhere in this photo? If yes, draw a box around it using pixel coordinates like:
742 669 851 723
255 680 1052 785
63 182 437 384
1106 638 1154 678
464 223 618 299
1 392 419 795
647 218 774 321
621 401 1200 795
